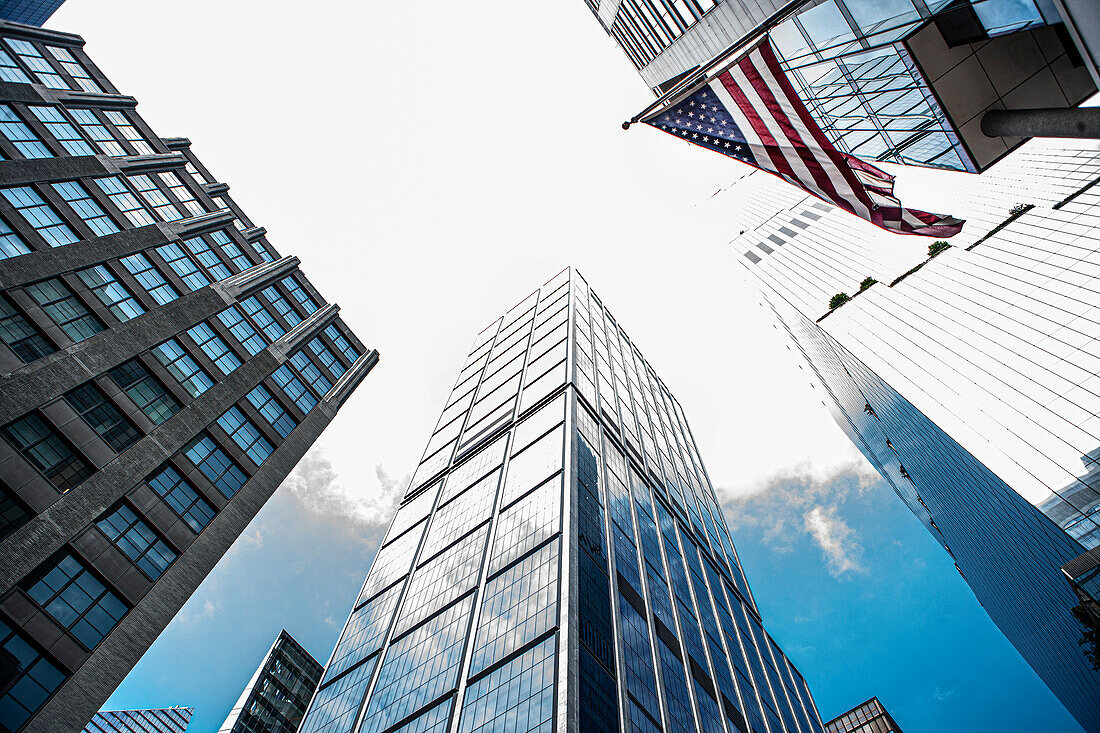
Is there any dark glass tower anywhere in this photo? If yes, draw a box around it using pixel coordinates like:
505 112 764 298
0 1 65 27
218 630 324 733
0 19 376 733
300 268 822 733
83 708 193 733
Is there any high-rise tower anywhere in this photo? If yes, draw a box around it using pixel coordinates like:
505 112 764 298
714 139 1100 730
300 268 823 733
0 19 376 733
218 630 323 733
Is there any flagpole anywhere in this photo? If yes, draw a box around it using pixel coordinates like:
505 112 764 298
622 0 811 129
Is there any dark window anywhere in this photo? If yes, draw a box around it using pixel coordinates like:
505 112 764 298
24 278 104 343
26 554 128 649
151 339 213 397
96 504 177 579
0 619 65 732
246 385 296 438
216 408 273 466
0 296 54 363
146 465 215 533
62 383 140 453
107 360 180 425
183 435 247 498
0 486 30 542
2 414 91 491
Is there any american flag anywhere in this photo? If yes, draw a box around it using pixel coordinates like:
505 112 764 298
643 38 964 238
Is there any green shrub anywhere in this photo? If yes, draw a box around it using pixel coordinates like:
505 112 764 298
829 292 851 310
859 277 877 292
928 241 950 258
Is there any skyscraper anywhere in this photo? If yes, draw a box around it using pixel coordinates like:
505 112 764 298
83 708 193 733
0 19 376 733
0 1 66 28
587 0 1095 172
712 138 1100 729
823 698 901 733
218 630 324 733
299 268 824 733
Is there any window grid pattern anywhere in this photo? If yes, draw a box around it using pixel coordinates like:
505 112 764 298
146 464 215 534
183 235 232 281
5 39 66 88
0 47 31 84
107 359 180 425
52 181 118 236
1 186 78 247
77 265 145 321
26 553 127 650
156 171 205 217
186 322 241 376
183 434 247 498
25 278 103 342
0 295 53 362
28 106 93 156
156 243 210 291
103 111 153 155
152 338 214 397
92 176 155 227
323 582 404 683
45 47 102 93
0 104 51 158
2 413 92 491
396 524 489 637
62 382 140 453
71 109 125 156
126 173 178 219
96 504 177 579
458 636 556 733
246 384 297 438
0 215 31 260
216 407 274 467
0 618 65 731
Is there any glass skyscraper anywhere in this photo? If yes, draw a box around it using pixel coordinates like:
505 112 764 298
0 1 65 28
0 18 376 733
83 708 193 733
711 138 1100 730
586 0 1094 172
300 268 824 733
218 630 324 733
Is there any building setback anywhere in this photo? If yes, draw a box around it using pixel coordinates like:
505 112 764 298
218 630 323 733
299 268 824 733
83 707 193 733
713 139 1100 730
0 19 377 733
824 698 901 733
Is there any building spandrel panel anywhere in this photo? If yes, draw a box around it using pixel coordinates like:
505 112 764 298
720 138 1100 729
301 268 824 733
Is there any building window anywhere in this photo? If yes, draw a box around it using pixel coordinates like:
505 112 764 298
183 435 247 498
119 253 179 305
156 172 205 217
0 486 30 543
76 265 145 321
308 337 345 380
240 297 284 342
325 324 359 362
290 351 332 397
181 236 231 281
0 47 31 84
92 176 155 227
24 278 104 343
107 360 180 425
184 160 208 184
96 504 177 579
0 619 65 731
4 39 66 89
28 106 93 156
69 109 125 156
1 413 91 491
51 181 119 237
216 306 267 356
210 230 251 272
125 174 178 220
146 464 215 534
26 554 128 649
151 338 213 397
0 104 51 158
271 365 316 414
155 243 209 292
262 286 301 327
186 322 241 375
63 382 141 453
45 46 102 93
0 216 31 260
1 187 78 247
246 385 296 438
216 407 274 466
102 111 153 155
0 295 53 363
281 276 318 314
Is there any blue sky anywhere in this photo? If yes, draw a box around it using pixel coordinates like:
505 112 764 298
103 452 1083 733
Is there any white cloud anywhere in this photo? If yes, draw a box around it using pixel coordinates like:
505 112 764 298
281 450 408 533
803 505 865 576
177 599 220 624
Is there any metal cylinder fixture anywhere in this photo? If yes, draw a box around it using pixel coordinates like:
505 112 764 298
981 107 1100 139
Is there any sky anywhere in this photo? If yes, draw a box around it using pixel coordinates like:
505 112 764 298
45 0 1084 731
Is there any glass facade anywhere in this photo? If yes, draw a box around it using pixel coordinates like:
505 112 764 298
0 23 376 733
218 630 324 733
301 269 822 733
0 2 66 28
823 698 901 733
82 707 193 733
587 0 1085 171
715 139 1100 730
